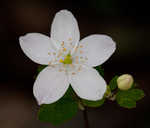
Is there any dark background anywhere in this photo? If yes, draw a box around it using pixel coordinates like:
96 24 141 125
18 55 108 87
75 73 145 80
0 0 150 128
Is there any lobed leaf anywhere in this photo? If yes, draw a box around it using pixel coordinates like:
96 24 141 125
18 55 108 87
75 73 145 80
95 66 104 77
38 86 78 125
117 97 136 109
116 88 144 109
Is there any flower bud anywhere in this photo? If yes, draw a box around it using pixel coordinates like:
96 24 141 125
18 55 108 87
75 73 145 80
117 74 133 90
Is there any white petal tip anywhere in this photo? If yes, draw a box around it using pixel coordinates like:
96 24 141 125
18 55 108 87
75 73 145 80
57 9 72 14
19 36 24 42
37 101 42 106
35 97 50 106
19 34 29 44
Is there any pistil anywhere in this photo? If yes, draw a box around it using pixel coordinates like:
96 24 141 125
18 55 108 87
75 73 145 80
59 53 72 64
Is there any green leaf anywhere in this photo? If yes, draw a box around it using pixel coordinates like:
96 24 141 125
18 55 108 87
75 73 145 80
109 75 118 91
94 66 104 77
117 97 136 109
116 88 144 109
117 89 145 102
128 89 145 101
37 65 47 73
82 98 105 107
63 86 74 98
38 87 78 125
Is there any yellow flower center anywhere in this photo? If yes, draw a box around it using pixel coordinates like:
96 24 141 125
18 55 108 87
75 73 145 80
59 53 72 64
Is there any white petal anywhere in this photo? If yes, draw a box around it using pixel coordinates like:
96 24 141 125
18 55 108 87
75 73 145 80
33 65 69 105
69 65 107 101
74 34 116 67
19 33 56 65
51 10 80 51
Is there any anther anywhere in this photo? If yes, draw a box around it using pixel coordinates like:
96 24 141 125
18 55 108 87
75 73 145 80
80 50 83 54
72 72 76 75
48 61 51 65
59 69 63 72
57 52 62 58
61 41 64 46
78 66 82 71
80 45 83 48
63 48 67 52
85 57 88 60
53 52 56 55
75 56 79 59
68 38 72 41
59 59 64 63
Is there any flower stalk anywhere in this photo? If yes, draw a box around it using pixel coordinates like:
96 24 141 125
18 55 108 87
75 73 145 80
83 108 90 128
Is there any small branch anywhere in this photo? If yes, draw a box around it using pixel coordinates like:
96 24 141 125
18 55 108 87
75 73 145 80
71 89 90 128
83 108 90 128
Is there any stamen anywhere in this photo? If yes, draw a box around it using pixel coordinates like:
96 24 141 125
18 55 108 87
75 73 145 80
74 46 79 53
72 72 76 75
63 48 67 52
48 52 51 55
85 57 88 60
75 59 79 64
78 65 82 71
57 52 62 58
61 41 64 46
80 60 85 64
51 65 55 68
59 59 64 63
75 56 79 59
48 61 52 65
80 45 83 48
59 53 72 64
68 38 72 41
70 64 75 68
80 50 83 54
59 69 63 72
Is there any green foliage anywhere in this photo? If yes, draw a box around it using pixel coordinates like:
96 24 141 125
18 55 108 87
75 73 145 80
116 88 144 109
82 98 105 107
63 86 74 98
37 65 47 73
117 89 145 102
95 66 104 77
109 75 118 91
104 86 111 98
117 98 136 109
38 87 78 125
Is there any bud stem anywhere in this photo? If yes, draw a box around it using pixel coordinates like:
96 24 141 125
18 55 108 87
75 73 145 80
83 108 90 128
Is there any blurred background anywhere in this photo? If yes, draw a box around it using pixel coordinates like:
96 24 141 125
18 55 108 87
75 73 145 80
0 0 150 128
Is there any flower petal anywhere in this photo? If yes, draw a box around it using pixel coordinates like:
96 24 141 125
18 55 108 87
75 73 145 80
19 33 57 65
51 10 80 51
33 65 69 105
74 34 116 67
69 65 107 101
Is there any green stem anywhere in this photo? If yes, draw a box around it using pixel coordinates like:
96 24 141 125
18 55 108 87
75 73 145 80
83 108 90 128
71 89 89 127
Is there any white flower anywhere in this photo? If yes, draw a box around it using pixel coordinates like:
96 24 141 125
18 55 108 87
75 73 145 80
19 10 116 105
